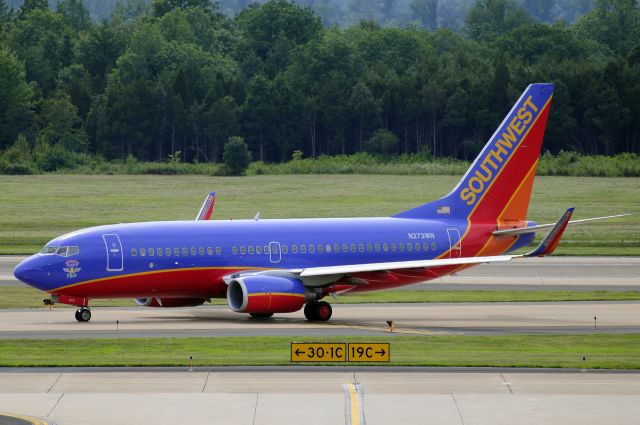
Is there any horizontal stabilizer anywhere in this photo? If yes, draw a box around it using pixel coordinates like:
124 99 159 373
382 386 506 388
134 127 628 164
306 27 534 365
493 213 630 236
523 208 573 257
195 192 216 221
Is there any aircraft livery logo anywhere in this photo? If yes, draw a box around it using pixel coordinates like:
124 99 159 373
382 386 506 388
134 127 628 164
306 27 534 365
63 259 81 279
459 95 539 206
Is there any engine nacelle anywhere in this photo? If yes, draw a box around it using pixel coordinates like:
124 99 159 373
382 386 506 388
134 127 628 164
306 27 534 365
227 275 313 314
134 297 206 308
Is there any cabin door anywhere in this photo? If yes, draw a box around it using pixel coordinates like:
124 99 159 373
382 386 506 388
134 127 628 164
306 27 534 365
102 233 124 271
269 241 281 264
447 228 462 258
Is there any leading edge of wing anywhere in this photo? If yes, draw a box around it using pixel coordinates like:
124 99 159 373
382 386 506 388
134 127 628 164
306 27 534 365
296 255 513 277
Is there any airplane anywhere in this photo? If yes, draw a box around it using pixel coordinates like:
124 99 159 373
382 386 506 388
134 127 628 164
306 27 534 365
13 83 628 323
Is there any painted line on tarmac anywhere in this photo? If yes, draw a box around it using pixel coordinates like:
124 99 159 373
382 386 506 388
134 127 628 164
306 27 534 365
330 322 451 336
0 413 56 425
343 383 366 425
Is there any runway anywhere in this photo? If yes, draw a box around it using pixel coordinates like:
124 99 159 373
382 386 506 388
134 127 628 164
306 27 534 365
2 256 640 290
2 301 639 339
0 368 639 424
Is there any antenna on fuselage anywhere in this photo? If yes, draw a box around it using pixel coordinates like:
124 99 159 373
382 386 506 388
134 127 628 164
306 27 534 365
254 212 260 221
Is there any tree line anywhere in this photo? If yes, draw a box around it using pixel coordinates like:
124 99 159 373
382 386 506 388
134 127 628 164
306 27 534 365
1 0 639 168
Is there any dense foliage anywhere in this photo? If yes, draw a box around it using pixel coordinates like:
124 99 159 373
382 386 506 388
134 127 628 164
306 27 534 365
1 0 639 172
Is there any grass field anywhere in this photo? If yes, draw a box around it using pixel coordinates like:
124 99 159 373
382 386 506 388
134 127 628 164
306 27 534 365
0 175 637 255
0 335 637 368
2 286 640 309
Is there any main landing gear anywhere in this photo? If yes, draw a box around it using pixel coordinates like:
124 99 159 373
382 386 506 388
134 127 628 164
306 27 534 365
74 307 91 322
304 301 332 322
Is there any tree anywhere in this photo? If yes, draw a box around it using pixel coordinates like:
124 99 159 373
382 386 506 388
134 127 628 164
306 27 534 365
152 0 215 17
57 0 92 32
223 136 251 175
410 0 438 30
363 129 398 154
18 0 48 17
574 0 640 55
465 0 533 42
38 95 88 152
0 48 34 149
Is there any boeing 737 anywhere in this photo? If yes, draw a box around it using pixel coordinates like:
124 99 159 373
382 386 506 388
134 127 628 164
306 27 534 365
13 83 626 322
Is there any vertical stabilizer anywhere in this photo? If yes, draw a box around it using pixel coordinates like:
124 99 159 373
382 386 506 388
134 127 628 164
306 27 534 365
394 83 554 223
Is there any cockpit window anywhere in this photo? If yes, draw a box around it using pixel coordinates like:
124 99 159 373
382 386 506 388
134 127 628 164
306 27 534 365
41 246 79 257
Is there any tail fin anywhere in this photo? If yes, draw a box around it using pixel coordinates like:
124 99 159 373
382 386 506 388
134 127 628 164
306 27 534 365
195 192 216 220
394 83 554 223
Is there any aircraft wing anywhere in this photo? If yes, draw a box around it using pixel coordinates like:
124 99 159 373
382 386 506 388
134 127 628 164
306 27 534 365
492 213 629 236
293 208 575 282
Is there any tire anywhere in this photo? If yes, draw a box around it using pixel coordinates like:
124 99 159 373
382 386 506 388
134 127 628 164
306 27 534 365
74 309 82 322
304 302 318 321
249 312 273 319
315 301 332 322
79 308 91 322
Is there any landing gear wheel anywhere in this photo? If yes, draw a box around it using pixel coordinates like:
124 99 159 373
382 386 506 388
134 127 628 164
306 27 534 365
75 308 91 322
315 301 332 322
304 302 318 321
304 301 332 322
249 312 273 319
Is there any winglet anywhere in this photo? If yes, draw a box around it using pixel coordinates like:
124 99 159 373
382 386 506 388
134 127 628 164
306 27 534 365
196 192 216 220
524 208 574 257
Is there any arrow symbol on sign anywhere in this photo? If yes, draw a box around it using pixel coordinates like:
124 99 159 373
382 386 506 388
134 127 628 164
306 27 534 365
376 349 386 356
295 349 305 356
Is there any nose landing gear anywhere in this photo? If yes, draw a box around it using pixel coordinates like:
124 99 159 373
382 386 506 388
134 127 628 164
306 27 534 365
74 308 91 322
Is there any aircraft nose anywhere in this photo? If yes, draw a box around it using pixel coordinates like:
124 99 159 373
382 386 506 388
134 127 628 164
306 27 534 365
13 257 38 285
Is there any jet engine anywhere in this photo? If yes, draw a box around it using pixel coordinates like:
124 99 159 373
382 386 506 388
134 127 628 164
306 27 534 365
134 297 206 307
227 275 314 314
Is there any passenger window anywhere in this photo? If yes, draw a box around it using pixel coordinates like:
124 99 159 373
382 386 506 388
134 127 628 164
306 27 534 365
157 248 163 257
149 248 155 256
182 247 188 256
423 243 429 252
282 245 288 254
399 243 405 252
190 247 196 256
292 245 298 254
301 245 306 253
383 243 388 252
216 247 222 255
415 243 421 252
131 248 137 256
431 242 437 251
375 243 381 252
248 246 255 254
207 247 213 255
232 247 238 255
264 246 270 254
334 243 339 252
391 243 397 252
240 246 246 255
407 243 413 252
317 244 323 253
199 247 205 256
174 248 180 256
367 244 372 252
326 244 332 253
256 246 262 254
358 244 364 253
350 244 356 253
342 243 348 252
309 245 315 253
140 248 146 257
166 248 171 256
272 245 279 254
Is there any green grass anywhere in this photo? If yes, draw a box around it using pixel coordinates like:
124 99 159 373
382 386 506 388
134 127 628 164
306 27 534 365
0 175 637 255
4 286 640 309
0 335 638 368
